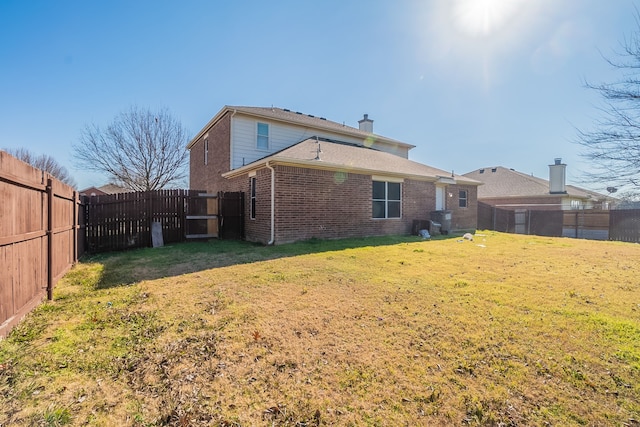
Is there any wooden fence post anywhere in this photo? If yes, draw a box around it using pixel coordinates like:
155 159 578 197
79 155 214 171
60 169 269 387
46 177 54 301
72 191 78 263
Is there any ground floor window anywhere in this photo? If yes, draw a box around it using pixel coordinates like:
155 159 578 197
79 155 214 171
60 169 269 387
372 180 401 218
250 177 256 219
459 189 468 208
570 199 582 209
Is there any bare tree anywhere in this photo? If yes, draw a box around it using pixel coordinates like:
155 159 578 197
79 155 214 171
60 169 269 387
73 106 189 191
576 17 640 200
3 147 77 187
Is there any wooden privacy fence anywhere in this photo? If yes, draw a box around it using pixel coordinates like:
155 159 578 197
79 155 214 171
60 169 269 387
562 210 610 240
609 209 640 243
478 202 640 243
84 190 244 253
1 151 82 338
84 189 193 252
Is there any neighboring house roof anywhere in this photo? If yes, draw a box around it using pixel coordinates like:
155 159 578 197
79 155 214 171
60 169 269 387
80 183 132 195
224 138 480 185
463 166 608 200
187 105 415 150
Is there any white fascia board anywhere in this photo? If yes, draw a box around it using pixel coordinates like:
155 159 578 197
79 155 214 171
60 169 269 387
223 156 438 182
436 176 456 185
372 175 404 183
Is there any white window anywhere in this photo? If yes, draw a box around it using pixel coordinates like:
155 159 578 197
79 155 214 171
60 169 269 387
459 190 468 208
372 180 401 218
204 138 209 165
570 199 582 209
257 122 269 150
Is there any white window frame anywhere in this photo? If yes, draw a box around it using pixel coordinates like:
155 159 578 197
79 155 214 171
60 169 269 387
257 122 269 150
250 176 257 220
459 189 468 208
372 180 402 219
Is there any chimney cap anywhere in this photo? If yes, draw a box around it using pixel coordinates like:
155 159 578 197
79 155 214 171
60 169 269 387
554 158 563 165
358 113 374 133
358 113 372 123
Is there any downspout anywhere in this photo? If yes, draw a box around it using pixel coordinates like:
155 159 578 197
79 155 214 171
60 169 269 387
266 161 275 245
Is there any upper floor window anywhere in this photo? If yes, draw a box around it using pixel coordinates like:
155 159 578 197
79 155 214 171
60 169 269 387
372 180 401 218
257 122 269 150
459 190 468 208
204 138 209 165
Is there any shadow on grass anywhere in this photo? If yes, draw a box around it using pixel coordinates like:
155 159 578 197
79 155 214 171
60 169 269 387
82 234 452 289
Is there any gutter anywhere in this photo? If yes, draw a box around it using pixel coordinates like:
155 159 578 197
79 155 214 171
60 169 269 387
266 161 275 245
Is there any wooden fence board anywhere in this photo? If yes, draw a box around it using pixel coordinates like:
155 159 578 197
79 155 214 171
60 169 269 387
83 190 244 253
479 202 638 242
610 209 640 243
84 189 197 252
1 151 82 338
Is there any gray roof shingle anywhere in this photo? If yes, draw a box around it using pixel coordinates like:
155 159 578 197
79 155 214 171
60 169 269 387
225 138 480 184
463 166 606 199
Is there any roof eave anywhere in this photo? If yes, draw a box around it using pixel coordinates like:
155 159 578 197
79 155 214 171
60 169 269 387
187 105 233 149
223 156 483 184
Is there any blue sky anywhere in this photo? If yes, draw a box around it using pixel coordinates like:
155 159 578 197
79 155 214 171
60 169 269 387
1 0 638 191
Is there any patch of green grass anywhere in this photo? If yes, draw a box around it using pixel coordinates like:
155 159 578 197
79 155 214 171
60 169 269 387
42 406 72 426
2 233 640 425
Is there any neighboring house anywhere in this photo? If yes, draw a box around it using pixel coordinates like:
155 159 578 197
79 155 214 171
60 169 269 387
188 105 480 244
463 159 615 210
79 183 132 197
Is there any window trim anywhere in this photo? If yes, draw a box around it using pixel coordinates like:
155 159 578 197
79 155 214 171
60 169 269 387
372 180 402 219
459 189 468 208
250 176 257 220
257 122 269 150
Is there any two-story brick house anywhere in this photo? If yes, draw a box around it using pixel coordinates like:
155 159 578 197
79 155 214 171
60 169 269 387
188 106 480 244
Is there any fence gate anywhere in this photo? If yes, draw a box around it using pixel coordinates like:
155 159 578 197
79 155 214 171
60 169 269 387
514 209 527 234
185 191 244 240
219 191 244 240
185 192 219 239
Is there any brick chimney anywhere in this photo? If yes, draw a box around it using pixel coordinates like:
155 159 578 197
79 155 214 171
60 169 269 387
549 158 567 194
358 114 373 133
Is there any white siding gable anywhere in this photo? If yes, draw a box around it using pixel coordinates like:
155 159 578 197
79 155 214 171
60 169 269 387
231 115 367 170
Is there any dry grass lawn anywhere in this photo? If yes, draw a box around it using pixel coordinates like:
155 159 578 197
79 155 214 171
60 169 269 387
1 232 639 426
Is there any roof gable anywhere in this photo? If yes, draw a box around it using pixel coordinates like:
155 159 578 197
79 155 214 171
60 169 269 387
187 105 414 150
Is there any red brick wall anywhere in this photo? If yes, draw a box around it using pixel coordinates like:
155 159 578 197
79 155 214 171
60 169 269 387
189 112 233 192
448 184 478 232
227 169 273 244
236 165 447 244
216 165 478 244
